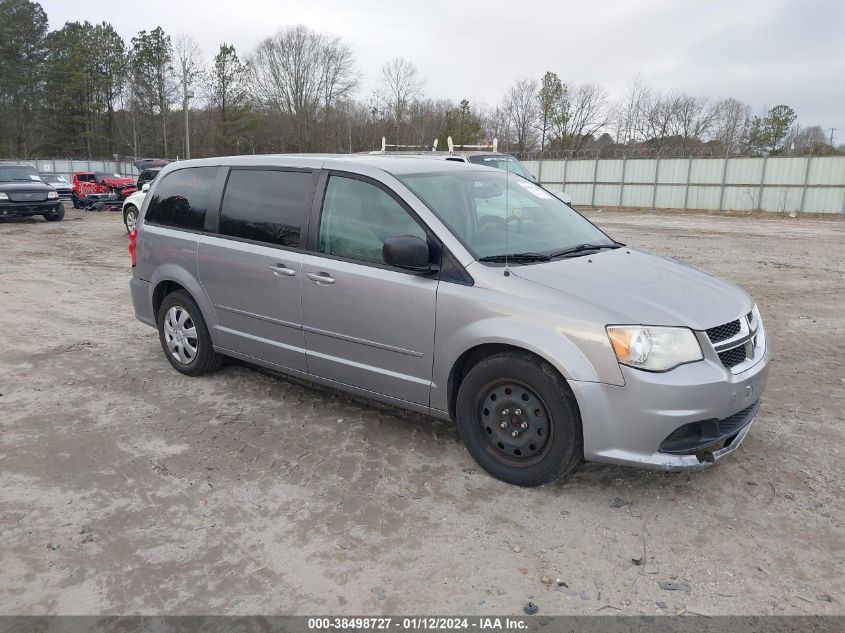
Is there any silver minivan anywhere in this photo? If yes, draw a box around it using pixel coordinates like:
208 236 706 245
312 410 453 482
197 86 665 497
130 155 770 486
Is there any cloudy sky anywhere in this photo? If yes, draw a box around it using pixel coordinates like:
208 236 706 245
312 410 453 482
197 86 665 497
41 0 845 141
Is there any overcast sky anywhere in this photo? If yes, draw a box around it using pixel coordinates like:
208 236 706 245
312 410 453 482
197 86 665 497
41 0 845 142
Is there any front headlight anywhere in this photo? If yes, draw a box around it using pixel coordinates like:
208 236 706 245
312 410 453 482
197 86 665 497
0 192 8 200
750 304 763 330
47 190 59 199
607 325 703 372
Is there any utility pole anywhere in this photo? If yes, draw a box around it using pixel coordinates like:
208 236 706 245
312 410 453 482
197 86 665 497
182 58 192 160
830 127 838 147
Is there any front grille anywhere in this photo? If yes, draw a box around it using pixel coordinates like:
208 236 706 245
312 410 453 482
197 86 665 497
8 191 47 202
706 320 741 343
718 345 748 368
717 402 758 435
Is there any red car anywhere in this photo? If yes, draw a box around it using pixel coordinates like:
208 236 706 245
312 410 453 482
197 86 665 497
72 171 137 198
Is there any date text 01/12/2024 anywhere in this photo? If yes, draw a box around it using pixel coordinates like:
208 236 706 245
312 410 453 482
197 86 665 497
307 617 528 630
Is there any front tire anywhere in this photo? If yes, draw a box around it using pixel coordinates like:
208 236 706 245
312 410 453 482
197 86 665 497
43 206 65 222
124 205 138 233
455 352 583 486
157 290 222 376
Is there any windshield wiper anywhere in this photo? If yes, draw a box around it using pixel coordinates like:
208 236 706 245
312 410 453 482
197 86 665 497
549 243 623 258
478 252 551 263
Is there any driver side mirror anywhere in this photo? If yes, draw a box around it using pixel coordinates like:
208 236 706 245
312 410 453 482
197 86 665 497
141 183 150 192
383 235 434 273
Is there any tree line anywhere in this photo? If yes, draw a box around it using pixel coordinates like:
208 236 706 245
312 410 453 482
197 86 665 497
0 0 841 161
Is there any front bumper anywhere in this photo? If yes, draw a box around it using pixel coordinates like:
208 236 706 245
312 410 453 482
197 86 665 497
0 201 63 217
570 333 770 471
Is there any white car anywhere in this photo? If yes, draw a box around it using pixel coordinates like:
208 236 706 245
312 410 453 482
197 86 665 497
122 183 150 233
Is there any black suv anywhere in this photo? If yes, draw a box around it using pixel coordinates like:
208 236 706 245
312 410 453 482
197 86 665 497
0 163 64 221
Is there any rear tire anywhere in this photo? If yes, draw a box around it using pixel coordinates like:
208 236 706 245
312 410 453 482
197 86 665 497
455 351 583 486
157 290 222 376
43 206 65 222
124 205 138 233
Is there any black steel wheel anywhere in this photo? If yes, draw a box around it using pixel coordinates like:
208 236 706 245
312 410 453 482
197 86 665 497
475 379 552 466
456 351 583 486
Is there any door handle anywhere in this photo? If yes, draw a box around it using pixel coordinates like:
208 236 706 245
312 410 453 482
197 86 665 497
269 263 296 277
306 271 336 285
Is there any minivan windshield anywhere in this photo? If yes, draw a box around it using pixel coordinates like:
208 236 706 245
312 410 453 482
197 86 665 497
0 165 42 182
466 155 534 180
399 170 615 261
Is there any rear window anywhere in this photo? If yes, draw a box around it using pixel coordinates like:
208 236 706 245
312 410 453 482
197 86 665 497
144 167 217 230
219 169 312 248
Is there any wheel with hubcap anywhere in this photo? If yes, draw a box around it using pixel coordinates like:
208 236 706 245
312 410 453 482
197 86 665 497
124 205 138 233
157 290 222 376
456 351 582 486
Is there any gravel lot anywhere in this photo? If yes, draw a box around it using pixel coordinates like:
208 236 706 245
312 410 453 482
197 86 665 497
1 206 843 616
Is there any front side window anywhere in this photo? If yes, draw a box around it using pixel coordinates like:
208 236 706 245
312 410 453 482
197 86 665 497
398 170 613 260
219 169 312 248
144 167 217 230
318 175 426 265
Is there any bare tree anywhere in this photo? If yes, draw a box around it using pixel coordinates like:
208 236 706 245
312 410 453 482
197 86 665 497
173 32 204 158
712 97 752 154
319 36 358 115
504 77 539 152
553 82 610 153
377 57 424 142
613 77 650 145
635 90 678 150
249 24 357 150
672 95 719 148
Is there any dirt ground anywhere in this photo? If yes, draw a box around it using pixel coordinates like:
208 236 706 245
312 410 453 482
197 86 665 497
1 206 843 616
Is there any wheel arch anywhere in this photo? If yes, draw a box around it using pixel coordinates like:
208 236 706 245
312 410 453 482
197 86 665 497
149 266 218 335
445 342 586 422
434 317 623 420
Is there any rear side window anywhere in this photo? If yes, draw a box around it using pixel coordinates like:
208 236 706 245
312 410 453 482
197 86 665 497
144 167 217 230
219 169 312 248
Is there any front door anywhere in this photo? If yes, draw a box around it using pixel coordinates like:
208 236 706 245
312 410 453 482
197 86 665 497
301 173 438 406
198 168 315 372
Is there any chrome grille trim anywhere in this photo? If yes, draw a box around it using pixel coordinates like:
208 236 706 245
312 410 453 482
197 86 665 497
705 311 765 373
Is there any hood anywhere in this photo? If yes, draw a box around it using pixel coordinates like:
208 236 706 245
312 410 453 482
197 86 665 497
0 180 53 192
511 248 752 330
101 177 136 187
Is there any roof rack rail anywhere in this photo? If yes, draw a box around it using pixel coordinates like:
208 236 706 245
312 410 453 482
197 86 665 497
369 137 440 154
447 136 498 154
